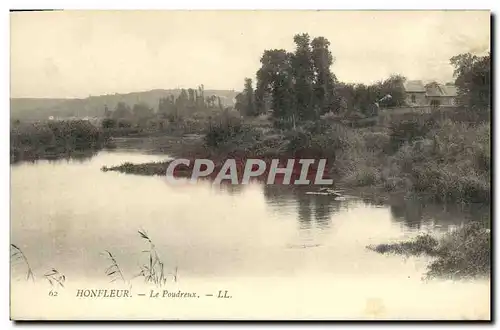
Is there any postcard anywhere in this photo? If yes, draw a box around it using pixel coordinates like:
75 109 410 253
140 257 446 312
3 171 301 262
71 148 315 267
10 10 491 320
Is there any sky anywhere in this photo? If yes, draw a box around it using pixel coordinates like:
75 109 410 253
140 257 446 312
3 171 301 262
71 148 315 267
10 10 490 99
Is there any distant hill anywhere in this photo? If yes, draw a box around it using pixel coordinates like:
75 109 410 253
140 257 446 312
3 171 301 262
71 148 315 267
11 89 240 121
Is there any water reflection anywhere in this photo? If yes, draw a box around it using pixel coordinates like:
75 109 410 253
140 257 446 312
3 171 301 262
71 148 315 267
263 185 345 231
13 148 491 237
260 184 490 234
390 198 491 230
11 149 98 165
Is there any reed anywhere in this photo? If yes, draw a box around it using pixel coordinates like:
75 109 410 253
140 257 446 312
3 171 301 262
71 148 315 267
44 268 66 288
367 222 490 279
136 229 169 286
102 229 178 286
102 250 126 283
10 244 35 282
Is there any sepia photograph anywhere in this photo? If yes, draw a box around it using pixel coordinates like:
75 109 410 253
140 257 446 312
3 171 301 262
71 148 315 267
9 9 491 320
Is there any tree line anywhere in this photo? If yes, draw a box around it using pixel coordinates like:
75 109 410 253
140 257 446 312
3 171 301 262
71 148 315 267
235 33 490 123
450 52 490 110
102 84 226 129
235 33 408 124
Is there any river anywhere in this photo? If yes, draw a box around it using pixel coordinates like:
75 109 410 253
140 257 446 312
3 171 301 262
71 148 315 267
10 150 491 320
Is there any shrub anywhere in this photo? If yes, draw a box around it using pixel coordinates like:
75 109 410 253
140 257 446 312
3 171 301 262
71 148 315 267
368 222 490 279
285 129 311 153
384 118 490 202
427 222 490 279
204 112 244 147
10 120 107 163
389 118 430 152
101 118 117 129
362 131 391 153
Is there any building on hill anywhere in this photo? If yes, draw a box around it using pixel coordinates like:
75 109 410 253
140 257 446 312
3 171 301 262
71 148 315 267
404 80 458 107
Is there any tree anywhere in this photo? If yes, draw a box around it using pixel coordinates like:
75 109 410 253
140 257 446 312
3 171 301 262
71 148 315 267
187 88 196 108
205 95 217 108
291 33 315 120
256 49 296 124
132 102 154 119
197 84 206 108
378 74 406 107
450 52 490 110
112 102 132 119
158 95 175 118
311 36 338 115
236 78 258 117
251 34 340 125
234 92 246 115
243 78 256 116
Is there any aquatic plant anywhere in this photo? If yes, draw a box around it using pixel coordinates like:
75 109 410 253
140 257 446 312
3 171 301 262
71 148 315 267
102 250 126 283
10 244 35 282
101 229 178 287
426 222 490 280
367 234 439 257
11 244 67 288
367 222 490 280
136 229 170 287
44 268 66 288
10 120 109 163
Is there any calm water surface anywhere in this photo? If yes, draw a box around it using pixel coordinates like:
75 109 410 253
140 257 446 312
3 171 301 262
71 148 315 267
10 150 491 319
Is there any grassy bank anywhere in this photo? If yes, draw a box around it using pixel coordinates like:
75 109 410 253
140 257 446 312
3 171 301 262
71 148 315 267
10 120 110 163
367 222 490 280
101 107 490 204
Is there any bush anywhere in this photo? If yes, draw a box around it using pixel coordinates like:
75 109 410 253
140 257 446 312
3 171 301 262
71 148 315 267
285 129 311 153
368 222 490 279
427 222 490 279
11 120 107 163
368 234 439 256
382 118 490 202
204 112 244 148
389 118 430 152
362 131 391 153
101 118 117 129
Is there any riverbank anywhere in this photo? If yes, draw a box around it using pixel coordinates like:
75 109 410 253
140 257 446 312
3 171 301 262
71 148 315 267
10 120 110 163
100 110 491 205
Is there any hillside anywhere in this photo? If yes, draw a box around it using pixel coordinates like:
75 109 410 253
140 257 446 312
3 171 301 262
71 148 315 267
10 89 240 121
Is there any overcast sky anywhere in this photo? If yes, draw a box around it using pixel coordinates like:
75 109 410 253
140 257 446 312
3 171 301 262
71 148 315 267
11 10 490 99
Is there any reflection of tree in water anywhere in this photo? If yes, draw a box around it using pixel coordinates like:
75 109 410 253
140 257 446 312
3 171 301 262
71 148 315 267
263 185 341 230
296 192 313 230
47 150 97 164
390 199 424 229
314 195 341 230
390 198 491 230
215 182 246 195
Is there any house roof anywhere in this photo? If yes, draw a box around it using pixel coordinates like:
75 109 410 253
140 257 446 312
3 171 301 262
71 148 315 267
426 83 458 97
425 83 443 97
441 85 458 97
404 80 426 92
405 79 458 97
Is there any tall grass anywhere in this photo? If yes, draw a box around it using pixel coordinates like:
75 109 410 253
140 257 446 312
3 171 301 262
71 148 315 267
102 229 178 287
367 222 490 279
386 119 490 202
10 120 109 163
99 105 490 203
10 244 35 282
102 250 126 283
11 244 66 288
136 229 170 286
44 268 66 288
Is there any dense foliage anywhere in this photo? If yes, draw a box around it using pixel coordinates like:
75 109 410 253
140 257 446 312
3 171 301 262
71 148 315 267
450 52 490 110
11 120 108 163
